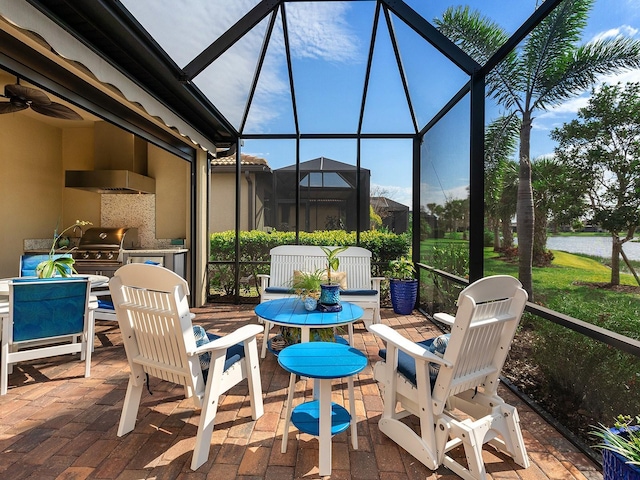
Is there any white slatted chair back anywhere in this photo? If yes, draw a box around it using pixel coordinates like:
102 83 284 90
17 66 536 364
109 264 203 403
267 245 373 290
110 263 264 471
431 276 528 413
369 275 529 480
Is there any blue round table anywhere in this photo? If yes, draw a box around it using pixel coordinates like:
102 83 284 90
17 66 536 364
255 297 364 357
278 341 367 476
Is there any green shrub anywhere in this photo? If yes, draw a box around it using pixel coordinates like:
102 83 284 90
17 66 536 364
532 293 640 423
208 229 411 296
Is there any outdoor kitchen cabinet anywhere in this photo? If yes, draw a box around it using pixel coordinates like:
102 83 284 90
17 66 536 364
122 249 188 280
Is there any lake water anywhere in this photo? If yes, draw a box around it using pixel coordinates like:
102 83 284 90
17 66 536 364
545 236 640 261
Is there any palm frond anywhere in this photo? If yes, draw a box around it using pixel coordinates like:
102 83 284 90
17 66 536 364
537 36 640 109
435 6 523 110
524 0 593 101
485 113 520 169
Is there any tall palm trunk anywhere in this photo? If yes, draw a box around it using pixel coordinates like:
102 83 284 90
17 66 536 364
517 113 535 298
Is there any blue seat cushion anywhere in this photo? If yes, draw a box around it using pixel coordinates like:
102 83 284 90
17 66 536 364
378 334 450 388
340 289 378 296
264 286 295 294
97 299 114 310
192 325 246 382
20 254 73 277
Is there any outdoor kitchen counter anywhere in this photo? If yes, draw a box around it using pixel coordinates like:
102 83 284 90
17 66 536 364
122 249 188 280
122 248 188 254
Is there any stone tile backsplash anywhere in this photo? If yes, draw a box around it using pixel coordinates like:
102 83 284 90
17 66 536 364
101 194 166 248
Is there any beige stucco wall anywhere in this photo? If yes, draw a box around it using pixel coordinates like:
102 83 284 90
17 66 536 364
209 170 268 233
0 114 65 277
0 115 191 278
149 143 189 240
62 127 101 228
210 172 239 232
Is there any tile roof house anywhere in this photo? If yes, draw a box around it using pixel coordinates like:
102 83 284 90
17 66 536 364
210 154 272 232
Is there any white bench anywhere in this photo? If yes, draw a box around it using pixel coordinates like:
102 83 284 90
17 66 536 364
257 245 383 356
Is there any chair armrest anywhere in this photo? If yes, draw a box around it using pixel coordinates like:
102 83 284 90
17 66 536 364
369 323 452 368
371 276 384 291
433 313 455 325
193 324 263 354
257 274 270 289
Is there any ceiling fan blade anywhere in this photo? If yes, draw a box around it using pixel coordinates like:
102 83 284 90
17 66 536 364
0 102 28 114
5 84 52 105
31 102 83 120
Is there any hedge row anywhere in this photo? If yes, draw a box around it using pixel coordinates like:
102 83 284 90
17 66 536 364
209 229 411 272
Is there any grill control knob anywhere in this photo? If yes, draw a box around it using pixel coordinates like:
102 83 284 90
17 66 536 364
94 251 102 260
81 251 90 259
106 251 115 260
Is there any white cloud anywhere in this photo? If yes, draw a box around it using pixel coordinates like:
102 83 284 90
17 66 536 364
120 0 359 131
285 3 360 62
371 183 412 208
591 25 639 43
535 67 640 132
419 182 468 208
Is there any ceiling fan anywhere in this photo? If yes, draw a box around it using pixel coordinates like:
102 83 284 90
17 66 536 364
0 81 82 120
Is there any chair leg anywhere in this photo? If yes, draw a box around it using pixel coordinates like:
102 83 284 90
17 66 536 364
445 416 501 480
117 376 144 436
191 352 226 471
260 320 271 359
495 404 529 468
1 346 8 396
84 312 94 378
348 375 358 449
244 337 264 420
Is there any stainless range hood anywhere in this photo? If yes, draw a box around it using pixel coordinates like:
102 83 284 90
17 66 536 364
65 170 155 194
65 121 155 194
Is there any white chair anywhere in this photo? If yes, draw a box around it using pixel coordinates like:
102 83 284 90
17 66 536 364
1 277 94 395
109 263 264 470
369 275 530 480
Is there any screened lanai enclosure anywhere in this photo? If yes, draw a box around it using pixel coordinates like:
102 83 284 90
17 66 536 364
5 0 640 465
13 0 570 290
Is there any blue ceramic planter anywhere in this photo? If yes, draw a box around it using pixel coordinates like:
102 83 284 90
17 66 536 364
319 284 340 305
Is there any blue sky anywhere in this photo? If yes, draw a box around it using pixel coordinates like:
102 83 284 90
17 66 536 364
122 0 640 208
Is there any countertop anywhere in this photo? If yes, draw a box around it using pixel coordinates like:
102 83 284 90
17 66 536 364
122 248 188 254
24 248 188 254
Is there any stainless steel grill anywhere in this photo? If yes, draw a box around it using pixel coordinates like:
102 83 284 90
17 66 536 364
73 227 139 277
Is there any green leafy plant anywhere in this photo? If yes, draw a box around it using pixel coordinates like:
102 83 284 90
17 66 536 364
37 220 92 278
320 246 348 284
388 256 415 281
591 415 640 466
291 269 324 300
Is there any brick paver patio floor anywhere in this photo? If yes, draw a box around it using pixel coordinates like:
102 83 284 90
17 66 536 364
0 305 602 479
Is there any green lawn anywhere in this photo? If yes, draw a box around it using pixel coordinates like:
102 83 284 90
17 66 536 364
485 248 640 338
419 241 639 338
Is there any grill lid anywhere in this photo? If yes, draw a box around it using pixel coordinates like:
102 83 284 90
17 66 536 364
78 227 139 250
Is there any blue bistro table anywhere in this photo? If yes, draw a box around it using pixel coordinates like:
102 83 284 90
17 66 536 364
254 297 364 358
278 341 368 477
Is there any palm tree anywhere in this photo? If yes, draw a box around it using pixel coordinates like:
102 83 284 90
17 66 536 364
485 115 520 250
531 156 584 266
435 0 640 298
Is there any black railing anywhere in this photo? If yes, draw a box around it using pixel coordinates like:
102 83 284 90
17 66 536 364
417 262 640 358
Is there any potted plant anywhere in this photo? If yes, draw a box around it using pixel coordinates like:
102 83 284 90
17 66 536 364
388 256 418 315
292 269 324 311
319 246 348 309
591 415 640 479
37 220 92 278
